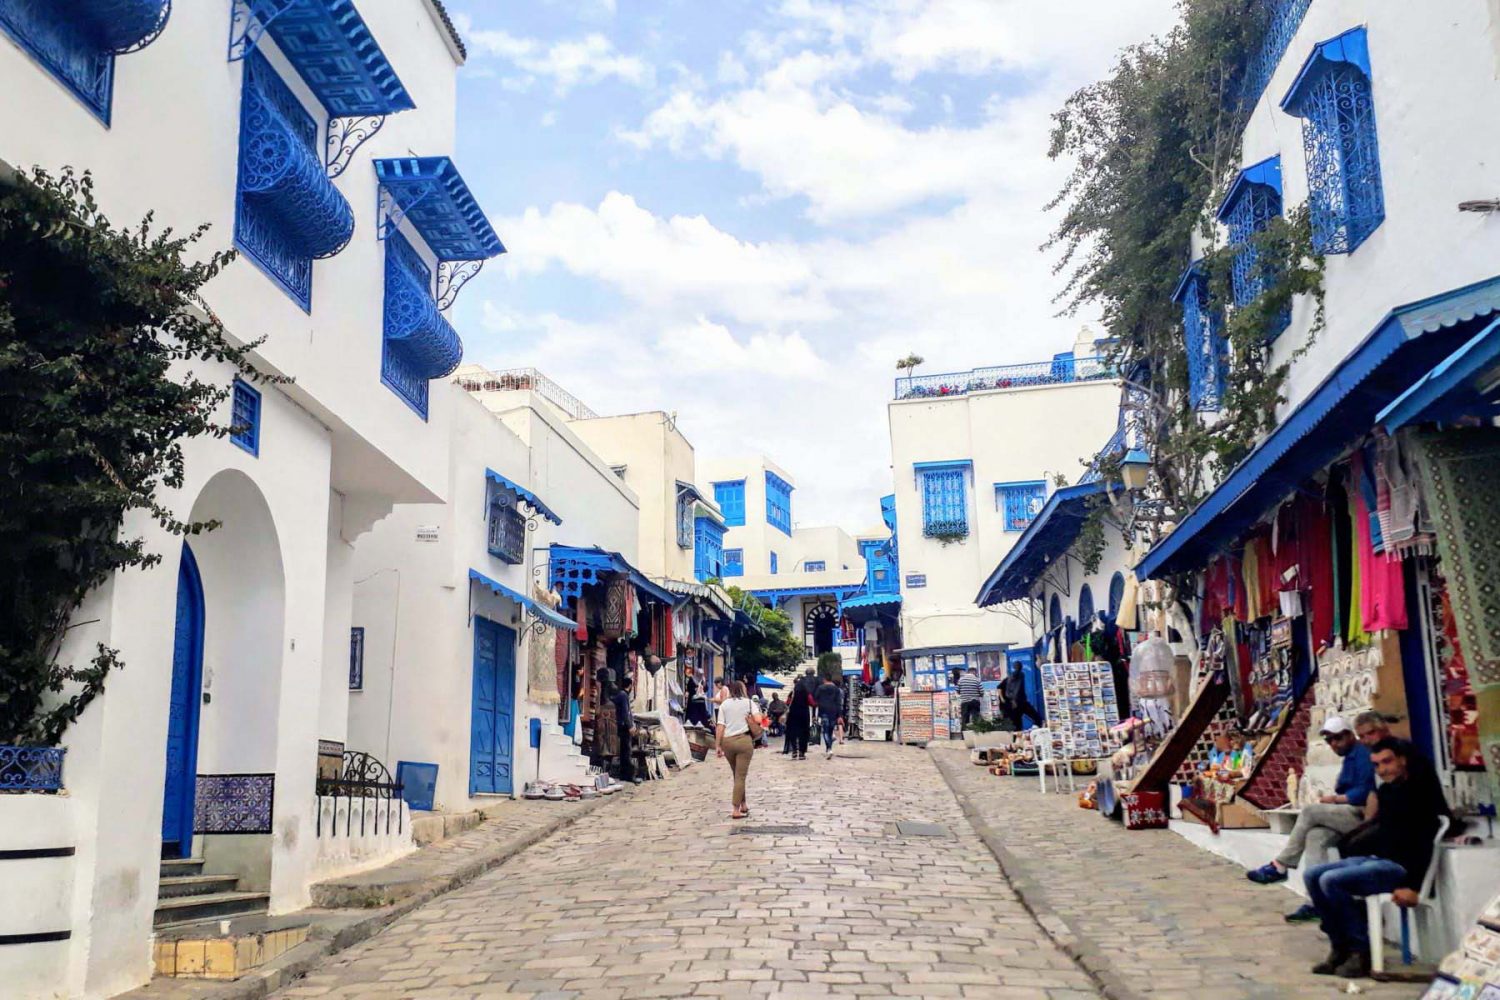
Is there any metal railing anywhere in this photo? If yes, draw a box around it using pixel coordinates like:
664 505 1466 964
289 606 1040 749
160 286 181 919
894 356 1115 400
0 746 65 792
315 751 403 838
454 366 599 420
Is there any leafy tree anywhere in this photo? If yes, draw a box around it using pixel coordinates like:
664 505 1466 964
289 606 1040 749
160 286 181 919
816 652 843 684
0 167 271 745
724 586 805 680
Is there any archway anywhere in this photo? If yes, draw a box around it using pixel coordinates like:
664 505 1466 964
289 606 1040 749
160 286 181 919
805 603 838 656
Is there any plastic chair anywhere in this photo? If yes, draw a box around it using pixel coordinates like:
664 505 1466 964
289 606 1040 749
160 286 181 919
1030 728 1074 794
1364 816 1448 973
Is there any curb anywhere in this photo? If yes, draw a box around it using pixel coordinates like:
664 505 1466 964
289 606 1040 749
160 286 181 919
928 749 1146 1000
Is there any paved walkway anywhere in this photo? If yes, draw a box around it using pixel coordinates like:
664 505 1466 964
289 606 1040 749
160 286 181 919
271 743 1096 999
931 745 1422 1000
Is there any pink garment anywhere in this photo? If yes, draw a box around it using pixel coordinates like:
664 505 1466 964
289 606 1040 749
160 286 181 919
1352 487 1408 631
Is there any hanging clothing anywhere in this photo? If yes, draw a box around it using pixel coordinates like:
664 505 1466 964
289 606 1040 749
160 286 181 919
1328 476 1353 645
1352 485 1407 632
1242 546 1261 622
1295 495 1335 649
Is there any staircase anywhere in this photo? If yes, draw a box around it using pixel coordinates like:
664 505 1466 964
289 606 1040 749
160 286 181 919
154 857 269 930
534 720 592 785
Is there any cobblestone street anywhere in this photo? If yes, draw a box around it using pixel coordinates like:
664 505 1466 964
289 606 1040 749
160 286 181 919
273 743 1094 999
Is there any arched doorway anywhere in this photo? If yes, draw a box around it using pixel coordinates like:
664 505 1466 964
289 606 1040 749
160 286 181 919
805 603 837 656
161 544 205 858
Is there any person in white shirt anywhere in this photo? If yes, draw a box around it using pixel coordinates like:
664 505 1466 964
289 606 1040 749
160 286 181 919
715 680 759 819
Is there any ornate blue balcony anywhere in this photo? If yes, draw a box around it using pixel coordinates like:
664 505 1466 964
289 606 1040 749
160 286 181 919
383 262 463 378
77 0 171 53
0 746 66 792
894 356 1114 400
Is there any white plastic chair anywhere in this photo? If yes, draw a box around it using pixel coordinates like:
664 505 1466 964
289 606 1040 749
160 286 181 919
1030 728 1074 794
1364 815 1448 973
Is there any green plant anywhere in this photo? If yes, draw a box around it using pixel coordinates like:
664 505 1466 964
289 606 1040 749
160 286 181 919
0 167 273 745
816 652 843 683
724 585 805 678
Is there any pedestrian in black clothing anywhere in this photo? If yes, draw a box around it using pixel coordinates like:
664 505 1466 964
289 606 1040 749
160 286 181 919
785 668 815 760
613 675 639 784
814 677 844 758
1000 664 1043 731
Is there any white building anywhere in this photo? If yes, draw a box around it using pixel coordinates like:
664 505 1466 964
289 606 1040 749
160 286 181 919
886 331 1120 688
0 3 495 996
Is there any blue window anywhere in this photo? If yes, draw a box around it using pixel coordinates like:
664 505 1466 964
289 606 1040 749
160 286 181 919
917 461 970 540
349 626 365 691
1049 594 1062 631
1217 156 1288 340
770 552 779 575
676 492 695 548
1174 266 1228 412
722 549 744 578
995 481 1046 532
1108 572 1126 618
1282 28 1383 254
1241 0 1313 108
765 472 793 534
382 231 456 419
804 561 826 573
229 378 261 456
694 517 725 582
713 480 746 526
1078 585 1095 625
0 1 169 125
487 496 525 565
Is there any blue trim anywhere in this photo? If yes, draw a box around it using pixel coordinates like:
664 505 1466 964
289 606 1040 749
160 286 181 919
0 2 124 123
750 585 863 602
348 626 364 690
1137 276 1500 580
250 0 413 117
1378 317 1500 432
1280 25 1372 113
373 157 504 261
880 493 896 531
721 548 744 577
485 468 562 526
804 560 826 572
1216 155 1283 222
841 592 901 611
994 480 1047 532
694 516 725 582
468 569 574 630
765 471 793 535
1108 572 1126 618
913 459 973 472
229 378 261 456
161 542 204 855
547 544 676 606
469 616 515 796
975 481 1109 606
0 746 66 792
712 480 745 526
770 551 779 574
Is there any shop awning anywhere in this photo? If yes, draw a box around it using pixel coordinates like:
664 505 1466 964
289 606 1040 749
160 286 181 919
548 544 676 607
468 569 574 630
840 592 901 611
653 577 733 618
976 481 1109 606
755 674 784 689
899 642 1010 660
1136 274 1500 581
486 468 563 525
1377 317 1500 432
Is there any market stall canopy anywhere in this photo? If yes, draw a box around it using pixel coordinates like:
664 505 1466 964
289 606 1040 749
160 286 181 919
548 544 677 607
1136 273 1500 581
1377 316 1500 432
755 674 784 689
467 569 573 630
897 642 1009 661
839 591 901 624
653 576 734 619
975 480 1110 607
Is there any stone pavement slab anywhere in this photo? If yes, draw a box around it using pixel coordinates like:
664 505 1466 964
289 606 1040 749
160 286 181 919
266 742 1097 999
930 745 1423 1000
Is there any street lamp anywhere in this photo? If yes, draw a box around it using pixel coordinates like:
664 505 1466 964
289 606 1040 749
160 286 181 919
1120 449 1151 492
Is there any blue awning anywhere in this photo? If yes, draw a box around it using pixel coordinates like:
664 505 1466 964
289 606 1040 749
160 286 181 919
468 569 574 631
1379 317 1500 432
755 674 784 689
840 592 902 611
1217 155 1283 222
373 157 504 261
976 481 1110 606
1136 274 1500 581
1281 27 1371 116
548 544 675 607
486 469 562 526
253 0 414 116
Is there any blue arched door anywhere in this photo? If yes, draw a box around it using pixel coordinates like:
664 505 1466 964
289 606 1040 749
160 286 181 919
161 544 204 857
470 617 516 795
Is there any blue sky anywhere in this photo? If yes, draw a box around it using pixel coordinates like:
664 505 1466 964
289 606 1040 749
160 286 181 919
444 0 1179 530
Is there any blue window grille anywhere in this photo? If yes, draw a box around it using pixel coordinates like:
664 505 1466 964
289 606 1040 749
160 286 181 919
235 52 355 311
1174 267 1228 411
765 472 793 534
348 626 364 691
919 464 969 539
1218 156 1289 340
713 480 746 526
995 481 1046 532
1282 28 1383 254
804 560 826 573
1240 0 1313 109
722 548 744 578
676 492 695 549
694 517 725 582
0 1 170 125
1108 572 1126 618
0 745 66 792
1078 584 1095 625
229 378 261 456
381 231 448 419
487 496 525 565
770 552 779 575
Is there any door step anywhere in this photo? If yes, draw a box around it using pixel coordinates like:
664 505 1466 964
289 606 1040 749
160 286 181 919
152 891 269 928
159 857 205 880
153 914 310 979
158 873 243 899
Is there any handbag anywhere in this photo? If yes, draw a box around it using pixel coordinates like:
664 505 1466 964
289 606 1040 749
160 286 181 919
746 710 764 741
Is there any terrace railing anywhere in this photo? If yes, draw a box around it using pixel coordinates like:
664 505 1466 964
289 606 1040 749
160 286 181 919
894 356 1115 401
455 366 599 420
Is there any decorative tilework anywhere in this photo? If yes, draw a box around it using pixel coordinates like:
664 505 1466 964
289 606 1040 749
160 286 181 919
194 773 275 834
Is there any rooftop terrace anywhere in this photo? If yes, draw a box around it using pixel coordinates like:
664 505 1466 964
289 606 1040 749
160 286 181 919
893 354 1114 401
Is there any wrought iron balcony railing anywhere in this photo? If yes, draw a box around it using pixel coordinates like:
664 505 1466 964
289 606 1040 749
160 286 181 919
455 366 599 421
894 356 1115 401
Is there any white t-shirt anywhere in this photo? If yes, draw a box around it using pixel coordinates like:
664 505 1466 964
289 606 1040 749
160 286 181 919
717 697 754 738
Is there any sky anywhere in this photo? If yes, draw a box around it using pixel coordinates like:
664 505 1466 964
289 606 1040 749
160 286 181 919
445 0 1181 532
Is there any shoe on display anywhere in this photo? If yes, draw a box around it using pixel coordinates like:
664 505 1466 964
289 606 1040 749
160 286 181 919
1311 947 1351 976
1284 904 1320 924
1246 862 1287 884
562 785 583 800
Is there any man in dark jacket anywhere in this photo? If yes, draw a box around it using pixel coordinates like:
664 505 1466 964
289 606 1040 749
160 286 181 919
814 676 844 759
1303 738 1448 978
785 668 816 760
1000 663 1043 731
613 675 639 784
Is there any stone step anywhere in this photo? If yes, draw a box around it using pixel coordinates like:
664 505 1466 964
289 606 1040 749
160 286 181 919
153 891 269 928
158 857 205 880
157 873 242 899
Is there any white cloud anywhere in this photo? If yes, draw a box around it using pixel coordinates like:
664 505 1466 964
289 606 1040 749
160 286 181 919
657 318 827 378
461 25 652 94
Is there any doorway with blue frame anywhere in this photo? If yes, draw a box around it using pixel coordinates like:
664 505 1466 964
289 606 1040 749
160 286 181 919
470 616 517 796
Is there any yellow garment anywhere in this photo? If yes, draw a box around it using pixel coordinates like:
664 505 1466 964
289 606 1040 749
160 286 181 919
1347 521 1368 645
1242 553 1260 621
1116 574 1140 630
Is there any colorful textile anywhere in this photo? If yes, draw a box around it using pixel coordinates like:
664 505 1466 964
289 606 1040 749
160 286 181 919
1352 486 1407 632
1296 495 1336 649
1382 431 1436 558
1242 545 1261 621
1409 428 1500 799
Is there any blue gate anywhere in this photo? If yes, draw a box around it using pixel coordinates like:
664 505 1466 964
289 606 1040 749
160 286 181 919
470 617 516 795
161 543 204 857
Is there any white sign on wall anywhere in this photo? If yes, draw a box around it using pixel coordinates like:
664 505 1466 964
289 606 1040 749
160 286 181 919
415 525 440 542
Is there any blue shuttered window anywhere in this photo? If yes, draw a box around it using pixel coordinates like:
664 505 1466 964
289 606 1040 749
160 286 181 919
1049 594 1062 631
1219 156 1289 341
995 481 1046 532
1078 584 1095 625
229 378 262 456
919 464 969 539
349 627 364 690
713 480 746 526
381 232 434 417
765 472 793 534
676 492 695 548
770 552 779 575
804 560 826 572
722 549 744 577
694 517 725 582
487 497 525 564
0 1 168 124
1241 0 1313 108
1175 268 1228 412
1109 572 1126 618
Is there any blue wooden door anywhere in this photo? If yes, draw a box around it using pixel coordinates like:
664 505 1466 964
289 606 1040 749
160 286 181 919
470 617 516 795
161 544 204 857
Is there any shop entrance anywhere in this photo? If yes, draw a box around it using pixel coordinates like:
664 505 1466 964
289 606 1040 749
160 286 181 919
161 543 204 858
470 616 516 795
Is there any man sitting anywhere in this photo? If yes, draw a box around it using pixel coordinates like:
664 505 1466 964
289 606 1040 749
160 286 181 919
1247 716 1374 925
1303 738 1449 978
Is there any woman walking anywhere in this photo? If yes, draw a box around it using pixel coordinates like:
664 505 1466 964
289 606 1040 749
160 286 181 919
715 679 759 819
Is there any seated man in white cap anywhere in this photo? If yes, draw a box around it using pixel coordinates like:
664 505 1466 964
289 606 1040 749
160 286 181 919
1245 716 1375 923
